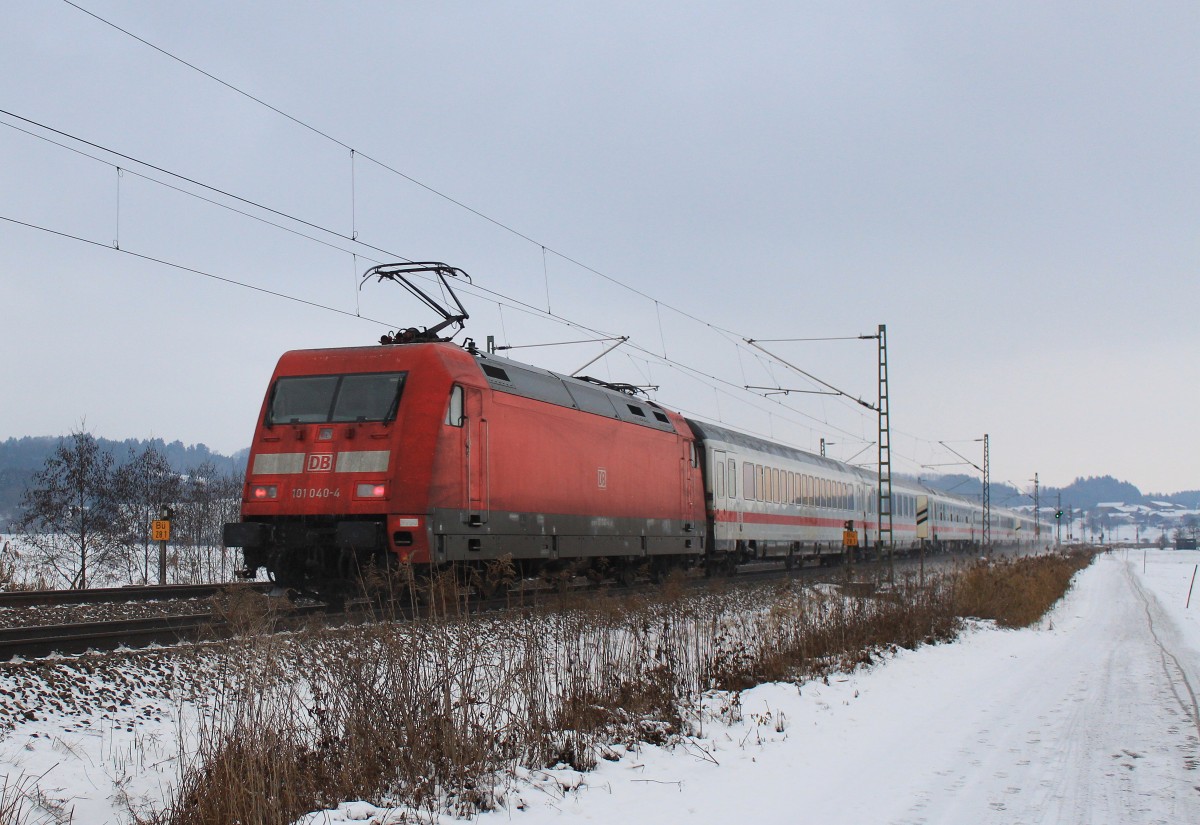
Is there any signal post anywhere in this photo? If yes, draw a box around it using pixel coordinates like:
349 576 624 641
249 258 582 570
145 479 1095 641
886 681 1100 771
152 506 173 585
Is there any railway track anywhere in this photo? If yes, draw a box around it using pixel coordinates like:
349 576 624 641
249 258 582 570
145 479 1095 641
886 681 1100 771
0 603 340 660
0 548 1021 661
0 582 270 609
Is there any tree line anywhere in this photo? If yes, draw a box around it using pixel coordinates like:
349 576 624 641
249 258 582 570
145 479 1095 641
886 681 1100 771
0 435 245 521
4 430 245 589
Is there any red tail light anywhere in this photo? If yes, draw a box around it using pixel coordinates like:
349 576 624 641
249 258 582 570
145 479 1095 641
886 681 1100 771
251 485 278 500
356 483 386 498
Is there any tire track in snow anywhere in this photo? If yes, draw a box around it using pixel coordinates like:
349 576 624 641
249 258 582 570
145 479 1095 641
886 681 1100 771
892 553 1200 824
1125 558 1200 764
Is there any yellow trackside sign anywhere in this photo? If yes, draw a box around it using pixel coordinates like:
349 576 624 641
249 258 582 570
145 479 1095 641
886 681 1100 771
843 530 858 547
152 520 171 542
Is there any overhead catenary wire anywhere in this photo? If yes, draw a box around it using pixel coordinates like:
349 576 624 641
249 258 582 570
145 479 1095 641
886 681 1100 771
0 105 879 446
54 1 840 355
0 214 396 326
59 0 1007 472
34 4 976 463
0 118 388 267
0 194 869 448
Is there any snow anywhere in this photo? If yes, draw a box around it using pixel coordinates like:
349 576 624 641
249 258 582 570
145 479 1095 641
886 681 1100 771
2 551 1199 824
441 549 1200 825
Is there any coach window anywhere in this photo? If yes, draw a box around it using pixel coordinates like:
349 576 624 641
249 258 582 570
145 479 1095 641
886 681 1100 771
445 385 464 426
744 462 755 501
728 458 737 498
715 459 725 499
755 465 764 501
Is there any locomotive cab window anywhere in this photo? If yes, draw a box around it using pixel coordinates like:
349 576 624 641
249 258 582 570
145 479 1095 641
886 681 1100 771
267 372 406 425
445 385 464 427
332 373 405 422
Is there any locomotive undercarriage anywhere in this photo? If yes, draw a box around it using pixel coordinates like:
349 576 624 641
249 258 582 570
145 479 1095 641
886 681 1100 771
228 510 706 601
227 515 394 600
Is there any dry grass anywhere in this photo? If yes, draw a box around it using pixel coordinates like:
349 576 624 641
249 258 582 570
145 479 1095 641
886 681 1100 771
151 550 1095 824
953 548 1096 628
0 772 73 825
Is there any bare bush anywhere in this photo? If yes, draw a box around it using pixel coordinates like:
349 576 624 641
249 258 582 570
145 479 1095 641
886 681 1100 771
954 548 1096 627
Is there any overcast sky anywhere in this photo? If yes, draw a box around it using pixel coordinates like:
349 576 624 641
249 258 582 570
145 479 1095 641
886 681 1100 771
1 1 1197 494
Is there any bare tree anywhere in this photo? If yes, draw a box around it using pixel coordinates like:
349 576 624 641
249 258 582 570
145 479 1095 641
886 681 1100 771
15 429 121 588
1184 515 1200 541
173 461 244 583
112 442 182 584
211 466 245 581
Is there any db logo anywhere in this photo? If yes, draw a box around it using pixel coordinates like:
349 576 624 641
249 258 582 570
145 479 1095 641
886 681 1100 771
307 453 334 473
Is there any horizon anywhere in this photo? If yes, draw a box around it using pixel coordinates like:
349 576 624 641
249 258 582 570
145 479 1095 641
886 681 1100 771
2 430 1194 499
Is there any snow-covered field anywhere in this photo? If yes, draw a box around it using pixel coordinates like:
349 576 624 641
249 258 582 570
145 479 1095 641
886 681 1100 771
303 550 1200 825
2 550 1198 824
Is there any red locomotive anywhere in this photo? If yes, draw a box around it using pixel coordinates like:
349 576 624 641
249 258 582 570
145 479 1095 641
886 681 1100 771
223 264 705 596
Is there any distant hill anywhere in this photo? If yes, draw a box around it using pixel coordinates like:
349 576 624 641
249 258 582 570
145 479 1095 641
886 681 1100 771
916 472 1199 512
0 436 247 524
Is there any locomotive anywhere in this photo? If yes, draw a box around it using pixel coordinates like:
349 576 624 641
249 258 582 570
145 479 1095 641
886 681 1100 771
223 263 1042 597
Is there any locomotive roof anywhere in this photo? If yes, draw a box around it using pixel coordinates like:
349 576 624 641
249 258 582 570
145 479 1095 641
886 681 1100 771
469 350 681 434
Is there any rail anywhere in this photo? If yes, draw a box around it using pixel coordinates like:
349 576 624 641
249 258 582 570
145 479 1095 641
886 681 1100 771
0 582 271 609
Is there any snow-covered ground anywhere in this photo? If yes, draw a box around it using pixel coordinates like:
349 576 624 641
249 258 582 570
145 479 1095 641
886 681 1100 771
310 550 1200 825
2 550 1199 824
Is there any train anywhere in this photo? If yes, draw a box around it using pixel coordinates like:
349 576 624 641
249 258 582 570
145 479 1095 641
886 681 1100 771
222 264 1044 598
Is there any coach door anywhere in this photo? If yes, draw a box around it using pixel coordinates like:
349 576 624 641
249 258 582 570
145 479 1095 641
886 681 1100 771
710 450 727 510
464 387 489 525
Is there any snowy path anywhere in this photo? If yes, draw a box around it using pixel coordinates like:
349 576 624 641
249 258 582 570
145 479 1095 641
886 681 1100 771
886 553 1200 825
472 551 1200 825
